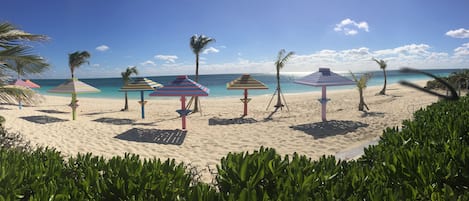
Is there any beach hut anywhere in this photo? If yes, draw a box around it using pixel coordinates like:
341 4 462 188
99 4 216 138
48 78 100 120
9 79 41 109
294 68 355 122
149 75 209 130
226 74 268 116
119 77 163 119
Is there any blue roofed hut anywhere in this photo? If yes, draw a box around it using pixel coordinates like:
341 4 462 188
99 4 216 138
295 68 355 122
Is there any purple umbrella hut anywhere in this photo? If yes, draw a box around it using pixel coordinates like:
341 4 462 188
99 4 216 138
295 68 355 122
149 75 209 130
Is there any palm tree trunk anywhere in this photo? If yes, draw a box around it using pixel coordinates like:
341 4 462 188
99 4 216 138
275 68 283 108
379 69 387 95
193 54 200 113
358 89 364 111
123 92 128 111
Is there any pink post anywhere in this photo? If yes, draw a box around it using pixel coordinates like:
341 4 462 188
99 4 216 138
181 96 187 130
243 89 248 116
321 86 327 122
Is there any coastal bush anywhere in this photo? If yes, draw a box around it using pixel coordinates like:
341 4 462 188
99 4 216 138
216 95 469 200
0 149 218 200
0 124 31 151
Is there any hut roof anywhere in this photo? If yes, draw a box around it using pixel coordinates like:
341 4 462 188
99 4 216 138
149 75 209 97
294 68 355 87
119 77 163 91
226 74 268 90
48 79 100 94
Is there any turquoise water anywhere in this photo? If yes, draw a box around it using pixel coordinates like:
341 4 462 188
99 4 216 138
31 69 460 100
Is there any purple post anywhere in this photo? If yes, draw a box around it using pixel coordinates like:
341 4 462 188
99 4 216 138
181 96 186 130
321 86 327 122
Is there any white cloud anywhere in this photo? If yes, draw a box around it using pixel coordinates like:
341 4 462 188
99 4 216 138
334 18 369 35
92 64 100 67
446 28 469 38
95 45 110 52
454 43 469 57
154 55 178 63
202 47 220 54
140 60 156 66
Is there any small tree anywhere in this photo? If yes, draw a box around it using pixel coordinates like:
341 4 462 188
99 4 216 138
273 49 294 109
68 51 91 120
372 58 387 95
121 66 138 111
351 71 372 112
189 34 215 113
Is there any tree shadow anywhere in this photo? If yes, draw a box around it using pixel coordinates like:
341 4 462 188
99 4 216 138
290 120 369 139
361 111 385 118
20 115 68 124
264 107 280 121
115 128 186 145
208 116 258 126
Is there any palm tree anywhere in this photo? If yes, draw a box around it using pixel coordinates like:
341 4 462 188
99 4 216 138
121 66 138 111
189 34 215 113
69 51 90 79
68 51 90 120
350 71 372 111
0 23 48 107
372 58 387 95
273 49 294 109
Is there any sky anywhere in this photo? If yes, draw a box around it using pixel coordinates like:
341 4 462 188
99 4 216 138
2 0 469 79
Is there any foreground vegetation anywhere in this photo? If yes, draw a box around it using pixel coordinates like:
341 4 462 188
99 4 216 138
1 95 468 200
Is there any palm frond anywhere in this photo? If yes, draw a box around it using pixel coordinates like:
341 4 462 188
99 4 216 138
190 34 215 55
275 49 294 70
0 23 48 48
0 46 49 75
121 66 139 83
350 71 372 89
0 85 40 105
372 58 387 69
69 51 91 77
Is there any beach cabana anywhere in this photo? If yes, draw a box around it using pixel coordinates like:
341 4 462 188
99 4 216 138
119 77 163 119
149 75 209 130
9 79 40 109
48 78 100 120
294 68 355 122
226 74 268 116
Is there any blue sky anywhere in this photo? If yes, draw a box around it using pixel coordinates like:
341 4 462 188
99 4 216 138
3 0 469 79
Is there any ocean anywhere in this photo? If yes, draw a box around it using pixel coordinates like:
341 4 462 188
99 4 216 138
31 69 461 100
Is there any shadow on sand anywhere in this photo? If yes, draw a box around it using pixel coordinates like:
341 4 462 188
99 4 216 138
37 109 68 114
208 116 258 126
115 128 186 145
290 120 368 139
93 117 135 125
93 117 156 126
20 115 68 124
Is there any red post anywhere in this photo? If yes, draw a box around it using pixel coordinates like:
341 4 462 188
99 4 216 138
243 89 248 116
181 96 186 130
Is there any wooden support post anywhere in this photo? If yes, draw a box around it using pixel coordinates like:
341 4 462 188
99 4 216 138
181 96 186 130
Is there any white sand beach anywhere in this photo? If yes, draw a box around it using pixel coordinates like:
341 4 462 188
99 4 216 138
1 80 438 182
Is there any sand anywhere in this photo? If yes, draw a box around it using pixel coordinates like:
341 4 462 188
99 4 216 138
1 80 438 182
